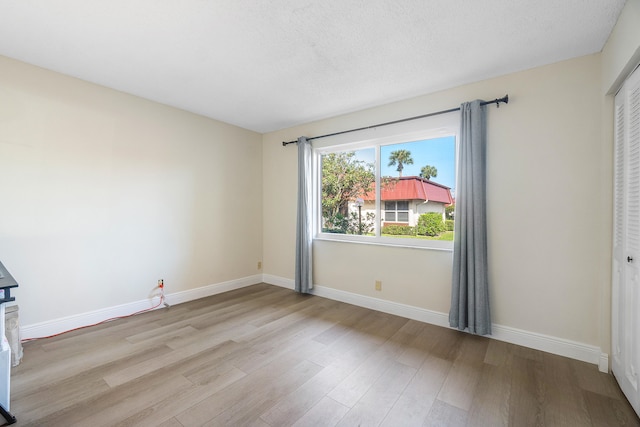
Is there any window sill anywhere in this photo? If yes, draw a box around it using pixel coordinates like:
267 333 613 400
314 234 454 252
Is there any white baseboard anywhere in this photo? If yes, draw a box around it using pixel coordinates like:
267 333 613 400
20 275 263 340
263 274 609 372
261 274 295 291
164 275 263 306
599 353 610 373
489 325 608 372
21 273 609 374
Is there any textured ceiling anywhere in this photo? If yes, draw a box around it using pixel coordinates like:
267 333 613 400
0 0 627 133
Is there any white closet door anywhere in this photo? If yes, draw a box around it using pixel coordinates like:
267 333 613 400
612 65 640 418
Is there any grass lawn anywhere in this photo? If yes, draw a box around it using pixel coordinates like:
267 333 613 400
382 231 454 241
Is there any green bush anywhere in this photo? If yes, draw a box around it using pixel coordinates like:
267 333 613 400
346 211 376 235
382 224 415 235
322 213 350 234
322 228 345 234
415 212 446 236
445 219 454 231
323 212 376 235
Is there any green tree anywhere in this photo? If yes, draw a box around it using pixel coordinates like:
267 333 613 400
420 165 438 180
321 152 375 231
387 150 414 177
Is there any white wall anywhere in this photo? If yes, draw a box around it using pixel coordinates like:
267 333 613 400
0 56 263 328
415 201 446 220
263 53 607 349
602 0 640 95
2 0 638 363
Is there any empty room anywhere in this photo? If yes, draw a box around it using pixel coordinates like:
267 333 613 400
1 0 640 426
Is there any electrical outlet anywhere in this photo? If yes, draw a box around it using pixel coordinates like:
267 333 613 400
257 261 262 269
375 280 382 291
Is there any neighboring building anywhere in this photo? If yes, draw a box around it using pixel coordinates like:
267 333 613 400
358 176 453 227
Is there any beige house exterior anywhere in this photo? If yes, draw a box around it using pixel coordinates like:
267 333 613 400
356 176 453 227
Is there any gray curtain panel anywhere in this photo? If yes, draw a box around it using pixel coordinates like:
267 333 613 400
295 136 313 293
449 100 491 335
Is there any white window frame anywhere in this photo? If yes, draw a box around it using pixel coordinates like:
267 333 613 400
313 113 459 251
384 201 410 223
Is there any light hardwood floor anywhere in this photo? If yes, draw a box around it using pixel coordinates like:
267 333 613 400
7 283 640 426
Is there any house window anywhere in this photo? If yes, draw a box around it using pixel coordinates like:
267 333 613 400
315 115 458 250
384 201 409 223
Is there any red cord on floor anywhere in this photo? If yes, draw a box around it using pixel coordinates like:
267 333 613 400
21 287 167 342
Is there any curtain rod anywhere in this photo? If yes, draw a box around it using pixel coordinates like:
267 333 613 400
282 95 509 146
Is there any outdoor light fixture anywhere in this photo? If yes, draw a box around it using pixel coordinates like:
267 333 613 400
353 198 364 235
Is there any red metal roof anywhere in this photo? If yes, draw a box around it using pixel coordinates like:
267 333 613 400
362 176 453 204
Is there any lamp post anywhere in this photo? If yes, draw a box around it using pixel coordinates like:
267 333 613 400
354 198 364 235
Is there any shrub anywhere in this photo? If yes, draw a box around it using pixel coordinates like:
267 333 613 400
415 212 446 236
382 224 415 235
323 212 375 235
346 211 376 235
323 213 350 234
445 219 454 231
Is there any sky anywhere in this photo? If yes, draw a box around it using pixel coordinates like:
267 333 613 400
355 136 456 191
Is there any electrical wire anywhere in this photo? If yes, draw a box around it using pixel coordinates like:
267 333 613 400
20 283 167 343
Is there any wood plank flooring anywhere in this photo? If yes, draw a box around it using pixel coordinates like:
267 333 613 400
7 283 640 426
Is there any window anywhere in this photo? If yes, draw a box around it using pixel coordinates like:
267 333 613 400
384 201 409 223
314 116 458 249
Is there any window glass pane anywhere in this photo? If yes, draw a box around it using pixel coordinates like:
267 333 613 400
380 137 455 239
320 148 375 235
317 131 456 248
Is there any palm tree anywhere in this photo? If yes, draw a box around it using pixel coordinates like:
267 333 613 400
420 165 438 180
387 150 414 177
